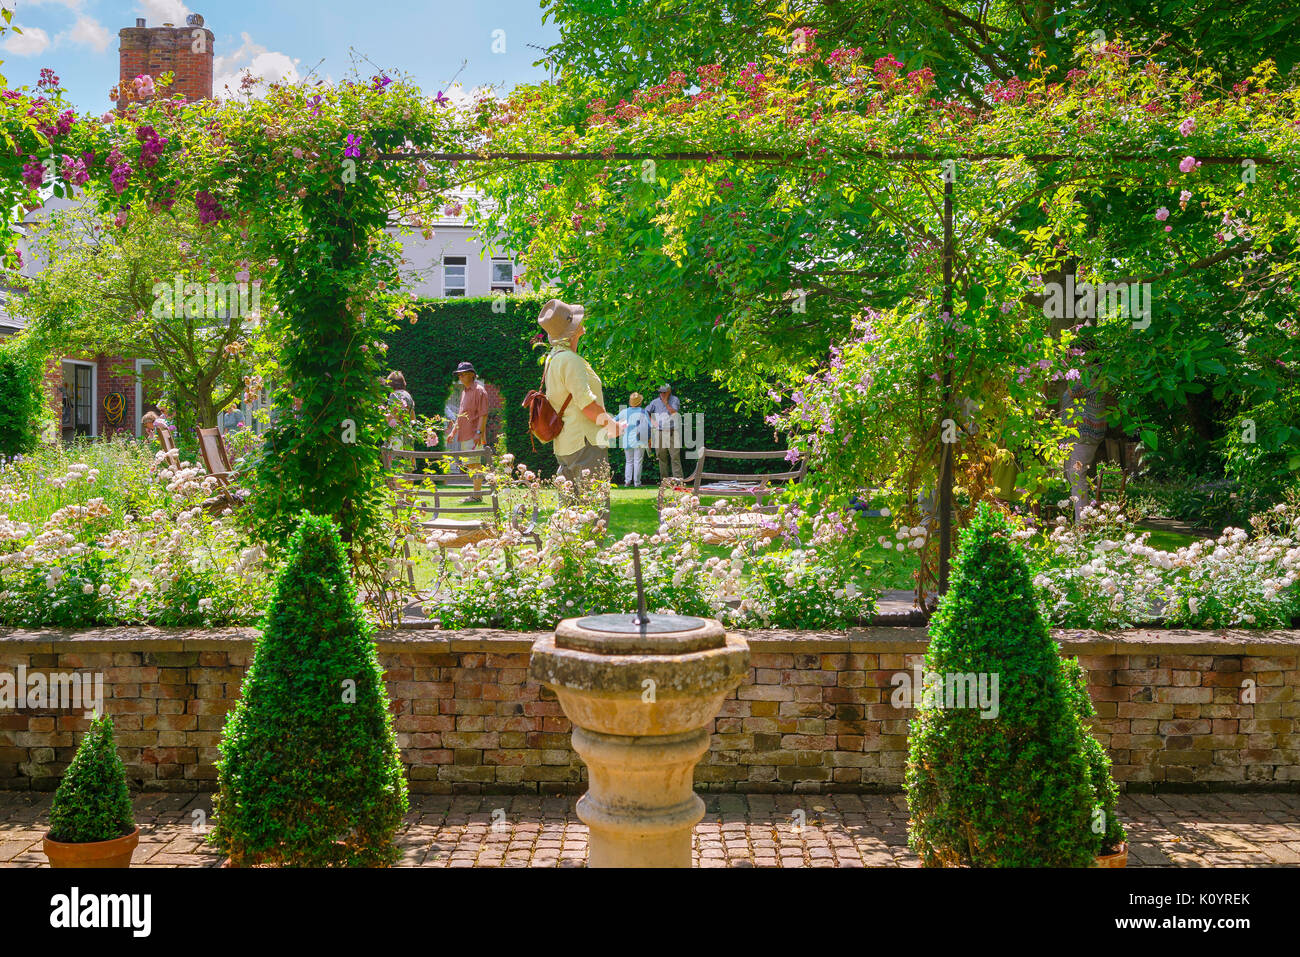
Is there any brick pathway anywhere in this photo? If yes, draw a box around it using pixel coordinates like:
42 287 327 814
2 791 1297 867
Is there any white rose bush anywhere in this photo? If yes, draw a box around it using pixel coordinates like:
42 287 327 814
0 439 269 627
1026 501 1300 630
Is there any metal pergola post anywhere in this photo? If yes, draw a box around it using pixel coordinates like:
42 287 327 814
939 179 954 595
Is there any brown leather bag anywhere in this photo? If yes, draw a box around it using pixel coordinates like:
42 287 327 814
522 354 571 445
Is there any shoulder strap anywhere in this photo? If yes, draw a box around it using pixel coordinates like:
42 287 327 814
538 352 573 414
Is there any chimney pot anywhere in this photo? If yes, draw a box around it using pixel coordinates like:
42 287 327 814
135 18 145 27
186 13 205 27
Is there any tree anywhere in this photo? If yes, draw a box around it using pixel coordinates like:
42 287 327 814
210 513 408 867
541 1 1300 108
18 198 272 435
476 27 1300 589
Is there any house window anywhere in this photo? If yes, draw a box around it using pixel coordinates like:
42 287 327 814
491 260 515 287
443 256 467 297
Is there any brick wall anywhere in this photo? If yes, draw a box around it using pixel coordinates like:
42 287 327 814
95 355 136 437
46 354 138 438
1 628 1296 794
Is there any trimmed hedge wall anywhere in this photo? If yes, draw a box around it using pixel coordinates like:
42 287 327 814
384 296 779 478
0 337 48 458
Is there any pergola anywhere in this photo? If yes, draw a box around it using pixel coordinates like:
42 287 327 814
380 147 1281 595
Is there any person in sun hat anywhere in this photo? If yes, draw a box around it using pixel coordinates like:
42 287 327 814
538 298 623 525
646 383 683 481
449 360 490 501
615 392 650 487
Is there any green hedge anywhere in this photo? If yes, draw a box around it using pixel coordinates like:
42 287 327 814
384 296 779 478
0 336 48 458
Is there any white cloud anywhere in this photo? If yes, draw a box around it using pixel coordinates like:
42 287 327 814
4 26 51 56
61 15 110 52
213 32 302 100
136 0 191 23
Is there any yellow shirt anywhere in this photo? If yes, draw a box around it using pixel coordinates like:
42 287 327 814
544 342 605 457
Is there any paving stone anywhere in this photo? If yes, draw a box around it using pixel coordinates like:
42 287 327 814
1 790 1295 868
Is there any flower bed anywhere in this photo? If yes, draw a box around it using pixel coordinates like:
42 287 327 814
0 439 268 627
422 464 875 630
1028 502 1300 630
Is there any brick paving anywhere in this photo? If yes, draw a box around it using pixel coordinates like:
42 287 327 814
1 790 1298 867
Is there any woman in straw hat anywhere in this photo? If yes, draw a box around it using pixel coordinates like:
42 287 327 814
537 299 623 523
615 392 650 487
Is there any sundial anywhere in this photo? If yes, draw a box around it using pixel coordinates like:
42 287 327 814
561 544 719 655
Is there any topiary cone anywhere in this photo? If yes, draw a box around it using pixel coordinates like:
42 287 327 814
45 714 136 859
906 503 1115 867
210 512 408 867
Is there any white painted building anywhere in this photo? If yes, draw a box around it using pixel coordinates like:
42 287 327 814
394 201 522 299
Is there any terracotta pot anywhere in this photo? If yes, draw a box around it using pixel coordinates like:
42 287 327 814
1094 842 1128 868
43 826 140 869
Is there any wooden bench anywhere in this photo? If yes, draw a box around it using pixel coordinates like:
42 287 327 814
382 448 544 587
659 447 807 545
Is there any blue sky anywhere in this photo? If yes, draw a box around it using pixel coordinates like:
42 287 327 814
1 0 560 112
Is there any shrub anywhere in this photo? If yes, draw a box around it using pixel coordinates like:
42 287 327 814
906 504 1108 867
0 336 48 458
210 513 408 867
47 715 135 844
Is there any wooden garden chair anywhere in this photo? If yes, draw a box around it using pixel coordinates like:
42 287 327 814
155 426 181 469
196 427 244 506
659 447 808 545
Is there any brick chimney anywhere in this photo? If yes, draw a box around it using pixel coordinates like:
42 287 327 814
117 12 214 110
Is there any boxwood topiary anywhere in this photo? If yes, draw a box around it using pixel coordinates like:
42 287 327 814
906 503 1121 866
47 714 135 844
210 512 408 867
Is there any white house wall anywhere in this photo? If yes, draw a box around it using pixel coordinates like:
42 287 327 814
396 225 515 299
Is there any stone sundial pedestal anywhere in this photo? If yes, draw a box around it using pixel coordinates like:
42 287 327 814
529 552 749 867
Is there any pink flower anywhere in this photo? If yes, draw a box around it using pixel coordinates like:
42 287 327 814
1179 190 1191 203
1178 155 1199 173
132 74 155 97
1154 207 1170 221
1178 117 1196 136
1165 225 1172 232
292 147 304 159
